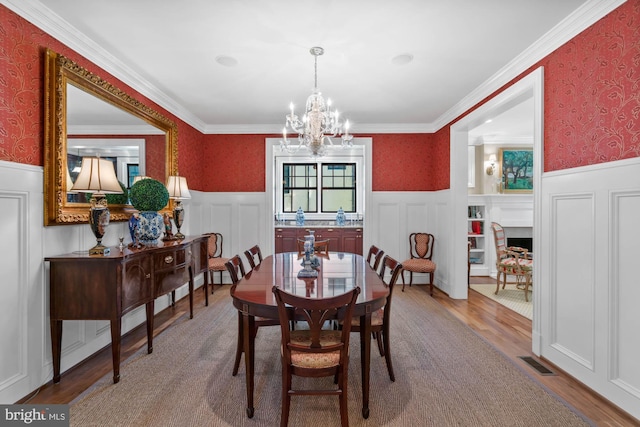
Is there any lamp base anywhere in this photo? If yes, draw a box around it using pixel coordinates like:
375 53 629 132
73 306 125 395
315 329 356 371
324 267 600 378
89 243 110 256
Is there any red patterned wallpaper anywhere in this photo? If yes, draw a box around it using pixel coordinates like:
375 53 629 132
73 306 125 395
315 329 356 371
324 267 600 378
371 134 434 191
542 0 640 170
2 1 639 191
200 134 267 192
0 6 203 186
441 0 640 173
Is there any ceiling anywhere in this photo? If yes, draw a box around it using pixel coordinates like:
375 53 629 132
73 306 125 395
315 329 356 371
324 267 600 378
11 0 593 135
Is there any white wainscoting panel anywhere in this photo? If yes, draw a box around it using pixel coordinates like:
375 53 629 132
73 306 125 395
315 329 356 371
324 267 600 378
610 190 640 399
188 192 268 283
541 157 640 419
0 161 44 403
549 194 595 369
368 191 453 295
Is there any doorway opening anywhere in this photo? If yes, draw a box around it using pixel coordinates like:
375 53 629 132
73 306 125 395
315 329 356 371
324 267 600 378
450 67 543 353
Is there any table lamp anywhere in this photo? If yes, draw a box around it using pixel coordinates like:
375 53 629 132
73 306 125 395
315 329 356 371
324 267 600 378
166 176 191 240
71 157 123 255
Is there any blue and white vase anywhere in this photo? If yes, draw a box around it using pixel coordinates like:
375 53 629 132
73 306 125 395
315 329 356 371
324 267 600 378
137 211 163 245
128 213 140 243
296 207 305 226
336 207 346 226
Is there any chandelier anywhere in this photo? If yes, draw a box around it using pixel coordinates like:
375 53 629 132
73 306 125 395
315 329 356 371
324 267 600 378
280 47 353 157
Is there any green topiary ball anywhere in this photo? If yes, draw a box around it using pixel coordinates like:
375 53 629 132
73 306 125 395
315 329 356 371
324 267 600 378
105 181 129 205
129 178 169 212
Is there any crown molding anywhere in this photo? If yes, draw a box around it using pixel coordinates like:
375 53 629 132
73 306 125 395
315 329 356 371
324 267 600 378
2 0 208 132
432 0 626 132
3 0 625 135
202 123 437 134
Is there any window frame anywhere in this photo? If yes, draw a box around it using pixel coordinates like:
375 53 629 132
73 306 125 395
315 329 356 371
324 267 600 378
274 146 364 220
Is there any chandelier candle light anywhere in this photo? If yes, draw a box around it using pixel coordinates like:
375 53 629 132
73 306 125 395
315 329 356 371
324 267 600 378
166 176 191 240
281 46 353 157
70 157 123 255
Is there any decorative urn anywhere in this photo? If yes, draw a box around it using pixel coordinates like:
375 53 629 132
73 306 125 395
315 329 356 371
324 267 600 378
129 178 170 246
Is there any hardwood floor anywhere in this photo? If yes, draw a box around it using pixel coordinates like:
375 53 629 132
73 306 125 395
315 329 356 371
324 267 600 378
20 279 639 426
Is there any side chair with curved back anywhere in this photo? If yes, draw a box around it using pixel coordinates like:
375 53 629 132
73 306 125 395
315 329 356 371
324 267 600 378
366 245 385 273
244 245 263 270
205 232 229 292
296 238 330 256
343 255 402 382
272 286 361 427
401 233 436 295
491 222 533 301
226 254 280 377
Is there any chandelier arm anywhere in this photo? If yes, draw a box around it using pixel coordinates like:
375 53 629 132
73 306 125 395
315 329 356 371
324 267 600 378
281 46 349 158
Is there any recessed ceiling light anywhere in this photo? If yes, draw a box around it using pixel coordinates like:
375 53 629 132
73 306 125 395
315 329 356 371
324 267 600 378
215 55 238 67
391 53 414 65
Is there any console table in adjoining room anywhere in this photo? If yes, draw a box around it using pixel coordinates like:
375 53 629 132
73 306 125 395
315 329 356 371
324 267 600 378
45 235 208 384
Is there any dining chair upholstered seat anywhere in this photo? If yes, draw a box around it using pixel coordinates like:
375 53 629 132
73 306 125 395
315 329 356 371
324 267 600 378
244 245 263 270
401 233 436 295
226 255 280 376
204 232 229 292
342 255 402 382
366 245 385 273
272 286 360 427
491 222 533 301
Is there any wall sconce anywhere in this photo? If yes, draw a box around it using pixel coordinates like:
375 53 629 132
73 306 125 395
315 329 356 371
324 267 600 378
486 154 497 175
71 157 123 255
166 176 191 240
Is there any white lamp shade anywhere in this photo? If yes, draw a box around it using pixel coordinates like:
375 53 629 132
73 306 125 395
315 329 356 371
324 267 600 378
166 176 191 199
71 157 123 194
489 154 497 163
66 168 78 194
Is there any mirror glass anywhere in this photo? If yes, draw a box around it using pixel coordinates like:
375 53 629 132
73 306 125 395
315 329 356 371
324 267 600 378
44 48 178 225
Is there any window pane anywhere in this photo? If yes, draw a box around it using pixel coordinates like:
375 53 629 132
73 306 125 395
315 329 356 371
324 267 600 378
291 189 317 212
322 189 355 212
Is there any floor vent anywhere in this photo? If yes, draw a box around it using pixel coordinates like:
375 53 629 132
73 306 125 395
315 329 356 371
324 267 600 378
519 356 555 376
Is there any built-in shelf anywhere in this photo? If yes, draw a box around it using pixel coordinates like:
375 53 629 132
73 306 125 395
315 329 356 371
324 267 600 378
468 205 486 267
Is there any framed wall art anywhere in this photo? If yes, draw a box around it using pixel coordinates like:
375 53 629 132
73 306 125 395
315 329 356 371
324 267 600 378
499 148 533 193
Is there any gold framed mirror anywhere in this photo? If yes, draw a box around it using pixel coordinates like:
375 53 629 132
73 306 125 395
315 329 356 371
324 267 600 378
44 48 178 225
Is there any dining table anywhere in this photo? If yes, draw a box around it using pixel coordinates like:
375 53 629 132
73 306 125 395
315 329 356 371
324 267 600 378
230 251 389 419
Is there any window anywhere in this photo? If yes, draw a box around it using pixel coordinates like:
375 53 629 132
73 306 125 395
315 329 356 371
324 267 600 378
281 162 356 213
282 164 317 212
321 164 355 212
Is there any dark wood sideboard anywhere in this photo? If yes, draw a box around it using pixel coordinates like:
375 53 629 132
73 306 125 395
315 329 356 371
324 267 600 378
274 227 363 255
45 235 209 384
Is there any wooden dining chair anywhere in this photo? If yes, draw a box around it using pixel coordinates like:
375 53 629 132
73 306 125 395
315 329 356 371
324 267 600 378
243 245 263 270
342 255 402 382
366 245 385 273
272 285 361 427
204 232 229 291
296 238 330 256
226 255 280 377
401 232 436 295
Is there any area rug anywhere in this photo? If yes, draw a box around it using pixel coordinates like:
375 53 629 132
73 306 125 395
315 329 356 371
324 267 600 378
471 283 533 320
70 286 588 426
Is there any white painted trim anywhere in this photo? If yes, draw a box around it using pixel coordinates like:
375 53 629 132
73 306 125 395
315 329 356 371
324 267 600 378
265 138 372 254
3 0 622 135
450 67 543 353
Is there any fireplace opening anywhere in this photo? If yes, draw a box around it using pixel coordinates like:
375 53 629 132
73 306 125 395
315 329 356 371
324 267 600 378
507 237 532 252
